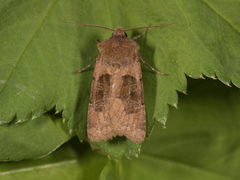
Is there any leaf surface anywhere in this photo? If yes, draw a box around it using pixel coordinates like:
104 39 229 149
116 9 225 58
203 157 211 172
0 0 239 158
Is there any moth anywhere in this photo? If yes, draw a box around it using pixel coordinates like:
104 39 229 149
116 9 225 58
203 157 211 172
63 21 178 143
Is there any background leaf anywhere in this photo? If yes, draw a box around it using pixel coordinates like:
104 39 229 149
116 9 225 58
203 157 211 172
99 160 124 180
0 114 72 161
0 0 239 160
0 137 108 180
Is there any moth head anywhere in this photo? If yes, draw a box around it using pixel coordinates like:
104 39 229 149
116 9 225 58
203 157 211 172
112 27 127 37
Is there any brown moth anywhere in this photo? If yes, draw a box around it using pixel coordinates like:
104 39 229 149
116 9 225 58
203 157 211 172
63 21 178 143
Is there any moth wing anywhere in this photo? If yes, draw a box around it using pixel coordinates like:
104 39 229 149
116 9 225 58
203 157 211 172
87 56 116 142
108 58 146 143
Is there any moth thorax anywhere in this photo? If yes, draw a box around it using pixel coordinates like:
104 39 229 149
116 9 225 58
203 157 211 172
104 55 132 68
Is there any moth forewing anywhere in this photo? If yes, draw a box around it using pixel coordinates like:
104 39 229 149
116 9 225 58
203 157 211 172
116 57 146 143
87 56 115 141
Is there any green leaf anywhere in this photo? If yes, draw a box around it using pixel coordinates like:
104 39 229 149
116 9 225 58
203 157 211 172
88 138 141 160
99 160 125 180
0 114 72 161
0 138 108 180
0 0 239 158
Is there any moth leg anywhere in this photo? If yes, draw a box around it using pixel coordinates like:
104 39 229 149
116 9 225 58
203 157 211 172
73 59 96 74
139 54 169 76
131 24 152 40
96 39 100 43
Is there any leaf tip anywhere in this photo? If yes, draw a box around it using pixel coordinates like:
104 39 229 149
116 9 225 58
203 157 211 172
16 120 22 123
138 146 141 153
31 115 39 120
225 82 231 87
55 111 60 114
210 75 217 80
173 103 178 109
161 120 167 129
199 75 205 79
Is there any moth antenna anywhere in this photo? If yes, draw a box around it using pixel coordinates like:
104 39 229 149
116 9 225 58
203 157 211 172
125 22 179 32
131 24 152 40
62 20 114 31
